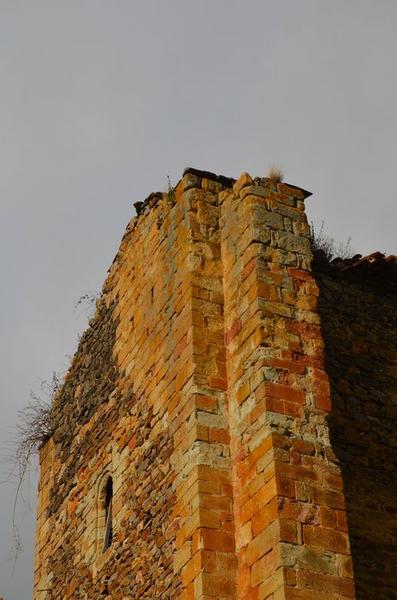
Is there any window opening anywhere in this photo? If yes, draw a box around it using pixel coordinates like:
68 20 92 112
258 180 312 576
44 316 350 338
102 477 113 552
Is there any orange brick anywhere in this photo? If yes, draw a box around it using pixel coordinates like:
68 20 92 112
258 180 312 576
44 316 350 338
264 382 305 404
276 462 319 484
240 588 259 600
182 556 201 586
200 528 235 553
251 549 277 586
296 569 355 597
201 572 235 596
209 428 230 444
320 506 337 529
251 497 279 537
275 475 296 498
193 394 218 412
279 518 299 543
336 509 349 532
243 520 279 566
303 525 350 555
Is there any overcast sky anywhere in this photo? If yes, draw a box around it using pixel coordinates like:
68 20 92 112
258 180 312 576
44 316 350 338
1 1 396 597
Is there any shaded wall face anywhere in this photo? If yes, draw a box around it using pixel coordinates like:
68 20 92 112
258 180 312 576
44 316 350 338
316 272 397 599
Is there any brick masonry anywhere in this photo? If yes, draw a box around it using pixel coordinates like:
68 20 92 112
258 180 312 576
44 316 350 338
315 261 397 599
33 168 396 599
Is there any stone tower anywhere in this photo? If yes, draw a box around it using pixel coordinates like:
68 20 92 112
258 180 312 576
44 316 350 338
34 168 397 599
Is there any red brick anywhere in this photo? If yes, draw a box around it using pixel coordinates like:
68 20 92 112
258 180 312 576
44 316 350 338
265 382 306 404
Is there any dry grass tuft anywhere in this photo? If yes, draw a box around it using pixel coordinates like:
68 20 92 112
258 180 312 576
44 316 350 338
267 165 284 183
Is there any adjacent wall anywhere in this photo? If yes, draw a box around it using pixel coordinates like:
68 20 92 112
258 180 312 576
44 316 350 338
34 167 395 600
316 268 397 600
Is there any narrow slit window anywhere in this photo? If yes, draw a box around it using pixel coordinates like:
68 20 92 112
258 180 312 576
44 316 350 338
102 477 113 552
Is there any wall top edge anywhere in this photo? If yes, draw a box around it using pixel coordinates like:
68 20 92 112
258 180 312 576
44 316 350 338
182 167 313 199
313 250 397 292
183 167 236 188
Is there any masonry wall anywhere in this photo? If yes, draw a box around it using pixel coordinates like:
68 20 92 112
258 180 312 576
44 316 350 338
316 268 397 600
34 168 389 600
34 170 238 600
34 185 191 598
220 177 354 600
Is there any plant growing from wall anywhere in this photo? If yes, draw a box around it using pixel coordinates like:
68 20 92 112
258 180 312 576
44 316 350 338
167 175 176 207
267 165 284 183
9 374 59 562
310 221 354 261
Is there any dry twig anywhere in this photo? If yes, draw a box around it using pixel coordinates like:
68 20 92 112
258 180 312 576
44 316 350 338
7 374 59 563
309 221 354 261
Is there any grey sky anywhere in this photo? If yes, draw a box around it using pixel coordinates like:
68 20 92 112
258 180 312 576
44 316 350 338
1 1 396 597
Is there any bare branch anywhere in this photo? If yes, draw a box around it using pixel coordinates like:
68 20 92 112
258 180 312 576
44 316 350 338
7 374 60 564
310 221 354 261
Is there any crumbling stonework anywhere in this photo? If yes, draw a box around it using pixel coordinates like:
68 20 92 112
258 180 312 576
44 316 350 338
34 168 396 600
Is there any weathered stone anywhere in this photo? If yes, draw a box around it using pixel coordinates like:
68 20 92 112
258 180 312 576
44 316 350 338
34 167 394 600
234 172 253 194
